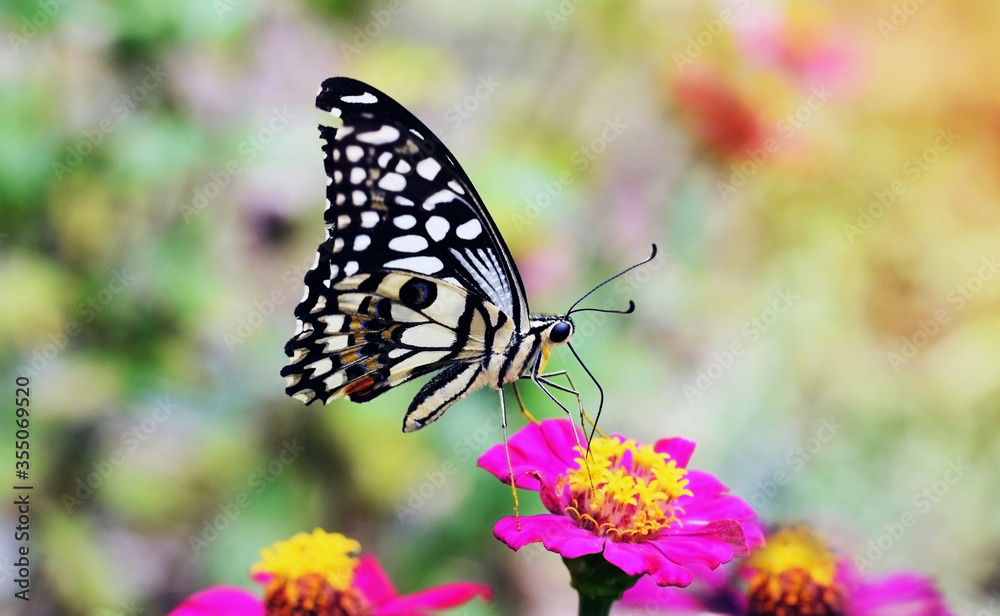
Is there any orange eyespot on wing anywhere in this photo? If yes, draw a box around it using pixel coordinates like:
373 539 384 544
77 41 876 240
344 376 377 399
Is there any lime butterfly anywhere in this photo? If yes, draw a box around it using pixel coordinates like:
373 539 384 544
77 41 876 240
282 77 653 434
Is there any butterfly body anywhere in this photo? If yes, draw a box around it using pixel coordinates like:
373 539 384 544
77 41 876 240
282 77 575 431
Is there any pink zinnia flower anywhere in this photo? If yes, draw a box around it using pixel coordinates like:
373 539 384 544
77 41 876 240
167 528 492 616
618 526 955 616
478 418 763 589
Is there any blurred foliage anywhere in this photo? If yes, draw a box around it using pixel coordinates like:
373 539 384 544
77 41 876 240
2 0 1000 615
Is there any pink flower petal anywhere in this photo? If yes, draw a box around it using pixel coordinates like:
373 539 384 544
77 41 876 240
167 586 262 616
851 572 956 616
618 573 709 612
374 582 492 615
478 420 584 490
740 521 766 550
354 554 399 606
679 469 729 499
653 437 696 468
650 532 744 569
677 494 756 526
536 418 588 467
603 541 694 587
494 514 606 559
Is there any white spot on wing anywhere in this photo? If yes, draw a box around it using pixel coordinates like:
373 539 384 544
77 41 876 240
292 389 314 402
394 214 416 229
324 372 347 390
350 167 366 184
307 358 334 377
426 216 450 241
346 145 364 162
423 189 458 210
396 196 414 206
352 190 367 205
416 158 441 180
357 125 401 144
354 234 371 251
456 219 483 239
388 235 429 253
378 172 406 192
341 92 378 104
400 324 456 348
344 260 359 276
337 214 351 228
447 180 465 195
360 211 379 228
385 256 443 275
395 160 411 173
377 152 392 168
390 304 425 322
319 315 345 333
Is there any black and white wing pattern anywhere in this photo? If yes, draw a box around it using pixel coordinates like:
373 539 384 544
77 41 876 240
282 77 533 430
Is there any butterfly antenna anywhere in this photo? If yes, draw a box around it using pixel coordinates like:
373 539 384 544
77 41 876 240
567 244 658 315
569 302 635 316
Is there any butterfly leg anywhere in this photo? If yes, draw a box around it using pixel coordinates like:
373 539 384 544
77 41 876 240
535 370 604 437
522 364 589 456
529 369 597 484
498 386 521 530
522 368 588 434
511 380 540 424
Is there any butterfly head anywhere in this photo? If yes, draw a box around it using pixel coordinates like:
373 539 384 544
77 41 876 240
532 315 575 372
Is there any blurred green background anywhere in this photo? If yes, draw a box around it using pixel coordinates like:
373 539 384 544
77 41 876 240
2 0 999 614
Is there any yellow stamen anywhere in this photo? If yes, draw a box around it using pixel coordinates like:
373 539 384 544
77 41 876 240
746 526 836 585
251 529 369 616
745 527 844 616
558 436 692 541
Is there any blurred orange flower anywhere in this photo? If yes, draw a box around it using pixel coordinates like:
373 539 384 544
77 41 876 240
670 68 765 160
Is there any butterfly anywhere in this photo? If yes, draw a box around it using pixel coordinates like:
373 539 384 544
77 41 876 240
281 77 653 434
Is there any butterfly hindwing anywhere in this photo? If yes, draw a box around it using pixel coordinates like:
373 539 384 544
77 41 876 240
285 269 516 408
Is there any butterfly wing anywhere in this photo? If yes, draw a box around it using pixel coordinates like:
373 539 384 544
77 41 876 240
282 77 528 407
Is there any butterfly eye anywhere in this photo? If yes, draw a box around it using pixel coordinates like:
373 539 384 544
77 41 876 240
549 321 572 344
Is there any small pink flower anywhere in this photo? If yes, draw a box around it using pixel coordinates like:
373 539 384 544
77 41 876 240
736 7 858 93
617 526 955 616
478 418 763 588
167 529 491 616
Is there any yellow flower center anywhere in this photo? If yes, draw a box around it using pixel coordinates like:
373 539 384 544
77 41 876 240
745 527 844 616
251 529 371 616
558 436 692 541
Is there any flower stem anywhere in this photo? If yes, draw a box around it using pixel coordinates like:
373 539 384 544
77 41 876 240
563 554 641 616
577 593 616 616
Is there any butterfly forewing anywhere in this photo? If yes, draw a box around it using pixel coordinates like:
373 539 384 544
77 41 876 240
282 78 528 410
